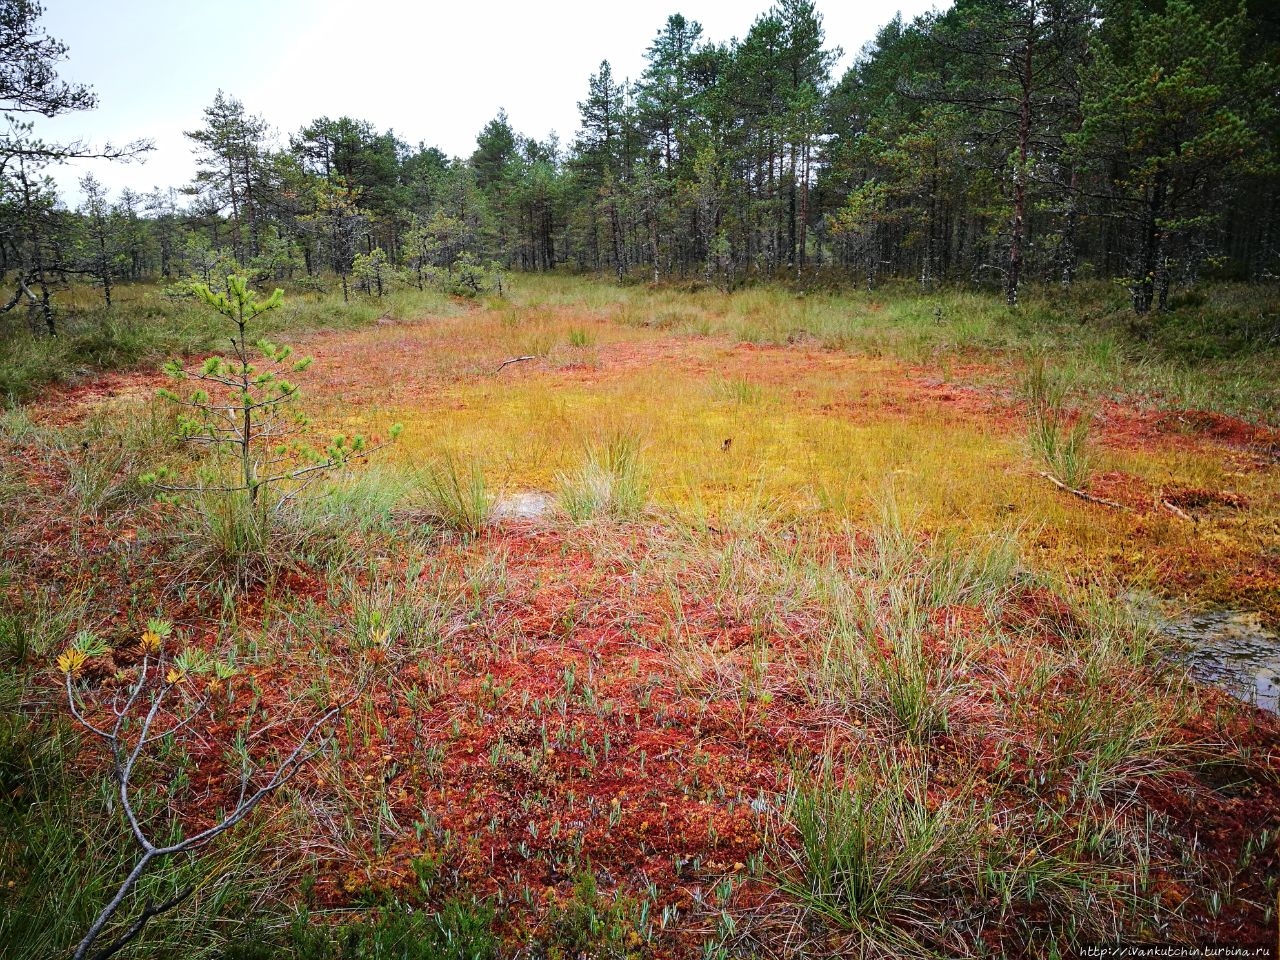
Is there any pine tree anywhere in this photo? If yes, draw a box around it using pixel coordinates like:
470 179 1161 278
1074 0 1277 311
147 277 400 564
76 173 117 307
185 91 270 263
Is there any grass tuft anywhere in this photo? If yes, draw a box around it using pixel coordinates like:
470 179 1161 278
556 433 649 522
780 751 980 943
415 455 494 536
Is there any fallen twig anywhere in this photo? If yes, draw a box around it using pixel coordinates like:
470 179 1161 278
496 355 536 373
67 644 354 960
1161 499 1196 523
1037 472 1127 510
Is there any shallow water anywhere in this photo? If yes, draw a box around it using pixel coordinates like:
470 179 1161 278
1165 611 1280 713
493 491 554 521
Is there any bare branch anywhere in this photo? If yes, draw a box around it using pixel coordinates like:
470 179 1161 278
65 648 351 960
1037 471 1127 510
496 355 537 373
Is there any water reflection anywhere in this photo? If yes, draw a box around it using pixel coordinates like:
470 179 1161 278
1165 611 1280 713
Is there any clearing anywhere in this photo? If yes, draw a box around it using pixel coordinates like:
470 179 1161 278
4 276 1279 958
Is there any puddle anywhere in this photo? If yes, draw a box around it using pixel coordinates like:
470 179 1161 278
1164 611 1280 713
493 492 554 522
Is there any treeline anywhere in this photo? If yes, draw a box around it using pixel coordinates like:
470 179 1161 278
3 0 1277 333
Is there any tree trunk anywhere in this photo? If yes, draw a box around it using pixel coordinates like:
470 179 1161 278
1007 17 1034 307
798 140 811 276
1133 170 1168 314
610 197 625 283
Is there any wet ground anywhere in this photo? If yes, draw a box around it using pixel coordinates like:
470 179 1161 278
492 491 554 521
1167 610 1280 712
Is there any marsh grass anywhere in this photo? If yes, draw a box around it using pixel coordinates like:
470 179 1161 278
1035 689 1172 803
1074 585 1166 669
519 274 1280 419
717 374 764 405
566 326 596 348
515 325 558 360
0 403 40 441
7 275 1277 420
1021 354 1072 412
961 578 1185 810
415 454 494 536
340 571 459 657
924 529 1023 611
1030 409 1094 490
1023 356 1095 489
171 485 319 590
795 489 1024 737
779 737 1160 953
278 897 498 960
557 432 649 522
296 465 417 541
866 584 961 743
780 751 983 947
189 487 275 567
48 399 183 514
0 586 86 666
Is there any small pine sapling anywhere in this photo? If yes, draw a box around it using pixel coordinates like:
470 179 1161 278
143 274 401 542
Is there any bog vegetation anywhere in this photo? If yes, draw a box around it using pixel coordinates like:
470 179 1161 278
1 1 1278 958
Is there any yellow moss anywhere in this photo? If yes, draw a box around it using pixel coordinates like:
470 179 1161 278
294 283 1279 615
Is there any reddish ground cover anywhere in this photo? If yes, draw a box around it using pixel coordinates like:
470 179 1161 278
9 310 1280 955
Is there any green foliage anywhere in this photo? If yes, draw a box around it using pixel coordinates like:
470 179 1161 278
352 247 393 297
0 587 85 667
415 455 494 536
556 433 649 522
270 899 497 960
544 870 642 959
1073 0 1277 310
864 582 956 744
447 252 488 298
180 484 278 576
50 399 181 514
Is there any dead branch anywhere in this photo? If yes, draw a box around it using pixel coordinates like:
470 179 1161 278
86 885 197 960
1160 499 1196 523
496 355 536 373
1037 471 1127 510
67 646 347 960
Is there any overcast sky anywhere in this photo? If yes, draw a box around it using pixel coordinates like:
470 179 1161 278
37 0 942 205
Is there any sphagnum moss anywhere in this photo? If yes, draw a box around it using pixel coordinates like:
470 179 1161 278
5 275 1278 958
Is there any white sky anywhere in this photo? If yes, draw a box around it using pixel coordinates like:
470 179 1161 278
37 0 942 205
